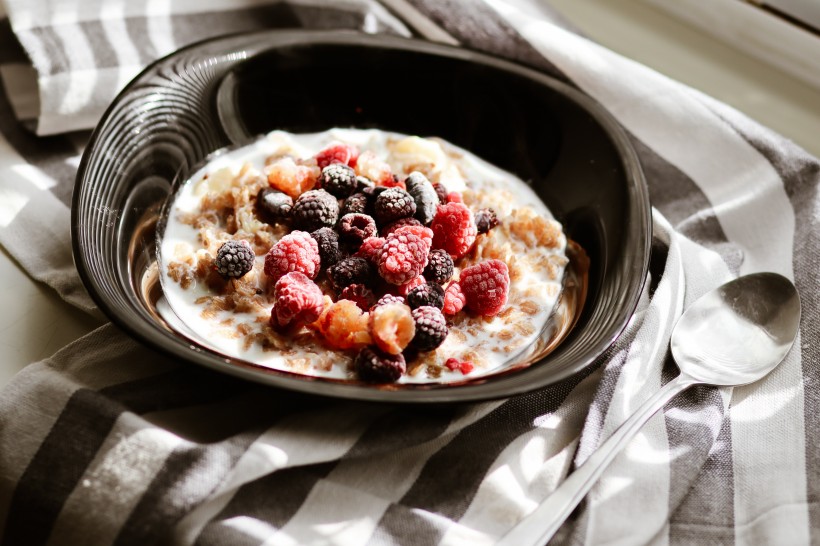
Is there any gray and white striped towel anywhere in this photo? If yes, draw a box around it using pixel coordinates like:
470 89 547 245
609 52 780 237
0 1 817 544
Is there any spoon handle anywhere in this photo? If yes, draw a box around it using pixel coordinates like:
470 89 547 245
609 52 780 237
498 373 699 546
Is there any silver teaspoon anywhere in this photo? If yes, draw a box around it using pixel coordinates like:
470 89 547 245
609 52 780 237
498 272 801 546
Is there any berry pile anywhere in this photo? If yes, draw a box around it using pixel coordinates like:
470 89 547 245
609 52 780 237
214 141 506 383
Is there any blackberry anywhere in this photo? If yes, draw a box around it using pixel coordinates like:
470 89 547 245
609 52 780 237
310 227 342 268
256 188 293 224
292 189 339 232
406 283 445 310
339 284 376 311
475 208 500 234
356 175 375 192
410 306 448 351
433 182 448 204
423 249 454 284
372 293 406 309
319 163 358 198
327 256 374 290
405 172 439 225
339 213 378 248
374 187 416 226
215 240 255 279
341 192 368 216
354 347 406 383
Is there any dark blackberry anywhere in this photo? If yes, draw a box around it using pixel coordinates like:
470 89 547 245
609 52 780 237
406 283 445 310
256 188 293 224
405 172 439 225
341 192 368 216
356 175 375 192
339 284 376 311
410 306 448 351
475 208 500 234
339 213 378 248
215 240 255 279
433 182 448 204
327 256 373 290
374 187 416 226
372 293 406 309
354 347 406 383
423 249 454 284
318 163 358 198
310 227 342 268
292 189 339 232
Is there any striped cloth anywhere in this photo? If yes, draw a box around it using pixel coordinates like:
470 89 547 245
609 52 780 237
0 1 817 544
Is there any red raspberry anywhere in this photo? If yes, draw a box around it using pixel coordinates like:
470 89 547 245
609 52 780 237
393 225 433 247
442 281 466 315
397 275 426 297
376 229 431 285
444 357 474 375
381 217 421 237
446 192 463 203
271 272 324 329
431 202 477 259
315 143 359 169
264 231 321 282
460 259 510 316
354 236 385 263
339 284 376 311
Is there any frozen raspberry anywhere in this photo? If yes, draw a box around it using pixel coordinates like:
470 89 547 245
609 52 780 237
407 283 445 310
393 225 433 247
318 163 358 198
460 259 510 316
405 172 439 225
410 306 448 351
265 156 318 198
442 282 466 315
256 188 293 224
338 213 378 248
369 302 415 355
271 271 324 329
381 174 405 189
446 192 463 204
355 151 393 186
475 208 499 234
341 192 368 216
310 227 342 268
315 299 372 350
215 240 255 279
376 228 430 285
315 143 359 170
445 357 474 375
374 187 416 226
381 217 422 237
264 231 321 282
355 347 406 383
327 256 374 290
354 236 385 263
397 275 426 297
339 284 376 312
372 293 406 309
423 249 454 284
431 202 477 259
434 182 448 204
292 189 339 232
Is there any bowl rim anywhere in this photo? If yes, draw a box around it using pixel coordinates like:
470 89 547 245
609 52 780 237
72 29 651 403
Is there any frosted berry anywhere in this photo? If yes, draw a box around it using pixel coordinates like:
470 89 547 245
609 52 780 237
256 188 293 224
372 293 406 309
354 236 385 263
374 187 416 226
319 163 358 198
405 171 438 225
381 217 422 237
406 283 445 310
376 228 430 285
341 192 368 216
338 213 378 248
442 281 466 315
446 192 463 203
369 302 415 355
397 275 426 297
315 143 359 170
460 259 510 316
475 208 499 234
292 189 339 232
355 151 393 186
314 299 372 350
271 271 324 329
423 249 454 284
356 176 375 192
355 347 406 383
431 202 477 259
263 231 320 282
339 284 376 312
265 156 318 198
410 306 448 351
310 227 342 268
433 182 448 204
215 240 255 279
327 256 374 290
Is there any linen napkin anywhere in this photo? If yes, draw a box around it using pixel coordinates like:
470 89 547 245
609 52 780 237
1 1 818 545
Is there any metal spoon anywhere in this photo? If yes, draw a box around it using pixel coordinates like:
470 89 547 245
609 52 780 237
498 272 801 546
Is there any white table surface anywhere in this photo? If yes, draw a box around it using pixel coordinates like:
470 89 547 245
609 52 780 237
2 0 819 388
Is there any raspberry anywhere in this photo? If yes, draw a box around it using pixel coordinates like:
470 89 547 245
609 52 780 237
318 163 358 198
446 192 463 204
393 225 433 247
410 306 448 351
271 271 324 329
397 275 426 297
475 208 499 234
460 259 510 316
381 174 405 189
376 229 430 285
214 240 255 279
407 283 445 310
405 171 438 225
338 213 378 248
381 217 421 237
341 192 368 216
434 182 448 204
310 227 342 268
264 231 321 282
339 284 376 311
372 293 406 309
315 143 359 170
315 299 372 350
354 236 385 263
327 256 374 290
354 347 406 383
445 357 474 375
256 188 293 224
431 202 477 259
292 189 339 232
355 151 393 185
265 156 318 198
442 282 466 315
369 302 415 355
423 249 454 284
374 187 416 226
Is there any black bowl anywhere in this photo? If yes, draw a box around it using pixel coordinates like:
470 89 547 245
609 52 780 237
72 30 651 403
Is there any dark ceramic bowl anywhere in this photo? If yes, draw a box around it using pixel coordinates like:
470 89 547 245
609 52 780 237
72 30 651 403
